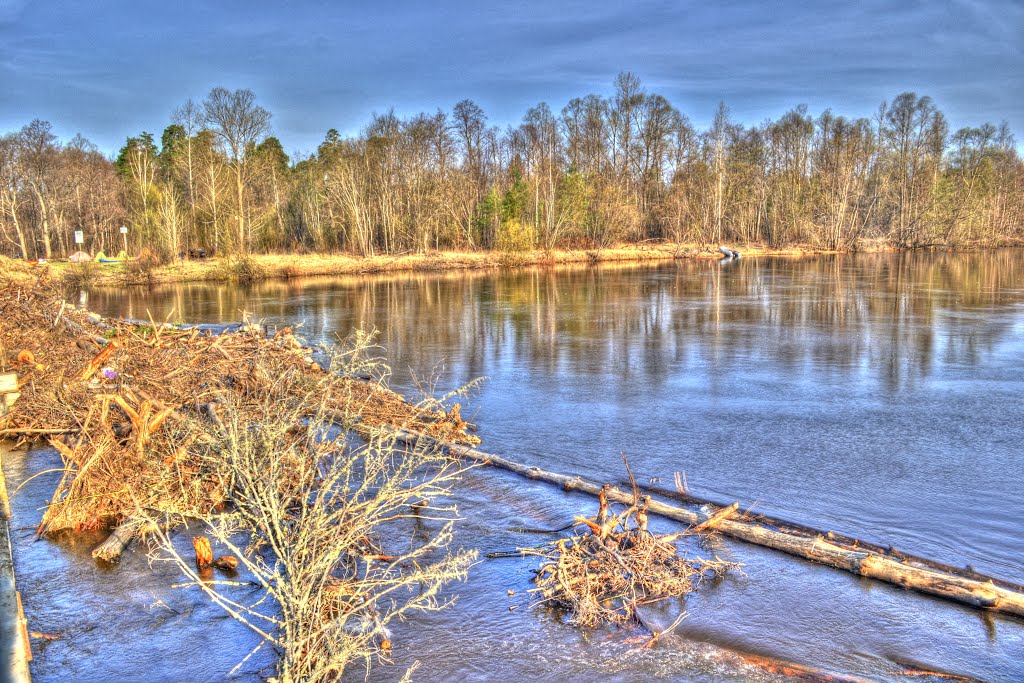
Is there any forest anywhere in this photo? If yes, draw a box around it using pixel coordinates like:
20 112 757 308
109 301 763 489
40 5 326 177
1 74 1022 261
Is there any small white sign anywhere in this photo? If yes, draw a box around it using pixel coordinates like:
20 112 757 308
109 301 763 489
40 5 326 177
119 226 128 234
74 230 84 244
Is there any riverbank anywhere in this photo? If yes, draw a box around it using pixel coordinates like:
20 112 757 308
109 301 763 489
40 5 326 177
30 240 903 288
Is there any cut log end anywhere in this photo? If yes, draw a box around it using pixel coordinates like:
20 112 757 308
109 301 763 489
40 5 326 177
193 535 213 568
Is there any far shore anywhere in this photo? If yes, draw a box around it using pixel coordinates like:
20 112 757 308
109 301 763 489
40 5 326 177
22 240 918 288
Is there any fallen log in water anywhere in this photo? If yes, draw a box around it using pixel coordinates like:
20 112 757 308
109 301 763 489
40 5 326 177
92 517 145 562
629 480 1023 589
382 429 1024 619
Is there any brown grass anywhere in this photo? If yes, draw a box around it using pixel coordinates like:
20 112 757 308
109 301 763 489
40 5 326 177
31 240 902 288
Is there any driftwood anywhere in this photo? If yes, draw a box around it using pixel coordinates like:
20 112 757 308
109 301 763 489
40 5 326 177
193 536 213 568
691 501 739 532
385 429 1024 619
80 340 120 381
91 517 145 562
634 480 1024 594
212 556 238 570
0 373 17 393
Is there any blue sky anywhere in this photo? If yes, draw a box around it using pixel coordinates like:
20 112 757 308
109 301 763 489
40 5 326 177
1 0 1021 157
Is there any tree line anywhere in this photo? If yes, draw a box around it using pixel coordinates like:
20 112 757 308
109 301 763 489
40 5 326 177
2 74 1022 260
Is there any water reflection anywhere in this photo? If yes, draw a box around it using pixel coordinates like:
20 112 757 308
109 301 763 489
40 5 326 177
85 250 1024 395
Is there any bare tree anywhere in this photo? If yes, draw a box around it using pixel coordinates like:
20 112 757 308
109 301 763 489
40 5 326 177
0 134 30 258
202 87 272 253
17 120 59 258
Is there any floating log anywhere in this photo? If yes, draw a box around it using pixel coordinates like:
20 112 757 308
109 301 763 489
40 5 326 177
92 517 145 562
691 501 739 532
637 619 876 683
632 480 1024 595
382 429 1024 619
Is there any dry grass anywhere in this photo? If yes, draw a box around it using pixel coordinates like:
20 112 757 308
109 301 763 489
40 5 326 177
0 256 38 286
30 239 903 288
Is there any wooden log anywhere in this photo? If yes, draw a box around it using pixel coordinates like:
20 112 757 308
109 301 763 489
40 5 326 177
212 556 238 571
80 340 120 381
193 536 213 568
0 428 81 438
636 612 876 683
632 478 1020 588
691 501 739 532
381 428 1024 619
92 517 144 562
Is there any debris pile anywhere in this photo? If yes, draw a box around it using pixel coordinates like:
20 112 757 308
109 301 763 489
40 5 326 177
0 274 477 537
528 475 738 628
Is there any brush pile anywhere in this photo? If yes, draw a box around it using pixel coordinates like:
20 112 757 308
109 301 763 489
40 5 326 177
0 272 478 536
529 480 738 628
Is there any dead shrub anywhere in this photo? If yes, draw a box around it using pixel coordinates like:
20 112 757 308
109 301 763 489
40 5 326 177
150 357 476 681
219 255 267 283
121 247 163 284
277 262 303 279
62 260 99 288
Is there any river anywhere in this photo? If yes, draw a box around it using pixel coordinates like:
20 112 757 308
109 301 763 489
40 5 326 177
6 250 1023 681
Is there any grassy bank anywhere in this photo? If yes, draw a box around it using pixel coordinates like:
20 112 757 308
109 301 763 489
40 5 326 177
27 240 904 289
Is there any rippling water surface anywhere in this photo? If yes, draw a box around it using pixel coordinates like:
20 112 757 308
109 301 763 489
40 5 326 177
7 250 1024 681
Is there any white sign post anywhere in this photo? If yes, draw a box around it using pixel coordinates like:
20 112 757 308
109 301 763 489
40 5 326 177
119 226 128 256
74 230 84 245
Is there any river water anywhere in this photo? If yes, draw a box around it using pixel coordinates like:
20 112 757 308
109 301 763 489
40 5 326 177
6 250 1024 681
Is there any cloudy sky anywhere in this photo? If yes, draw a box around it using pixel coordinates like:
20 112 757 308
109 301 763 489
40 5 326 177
1 0 1021 156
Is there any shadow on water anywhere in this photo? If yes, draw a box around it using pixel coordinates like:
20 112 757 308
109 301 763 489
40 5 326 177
21 249 1023 681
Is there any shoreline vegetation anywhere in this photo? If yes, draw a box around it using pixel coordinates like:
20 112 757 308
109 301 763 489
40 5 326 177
3 76 1023 270
21 239 1022 289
